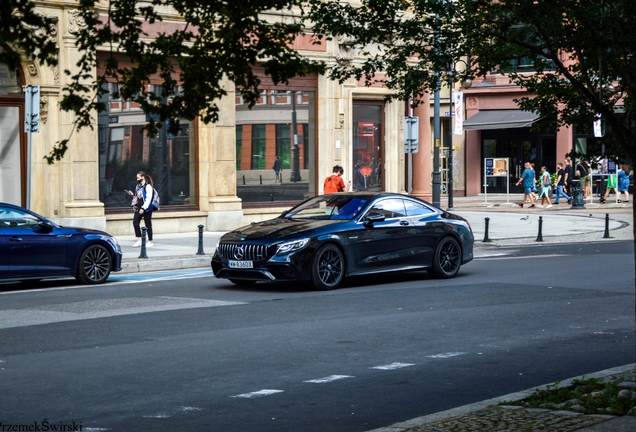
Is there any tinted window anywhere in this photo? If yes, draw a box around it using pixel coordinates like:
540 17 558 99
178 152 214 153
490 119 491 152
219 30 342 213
368 199 406 219
0 207 40 229
403 200 435 217
285 196 368 220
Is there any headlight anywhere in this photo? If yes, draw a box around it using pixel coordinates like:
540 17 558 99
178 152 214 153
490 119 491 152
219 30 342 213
276 238 310 254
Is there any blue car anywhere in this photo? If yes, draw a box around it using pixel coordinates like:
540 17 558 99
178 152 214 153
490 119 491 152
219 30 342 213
0 202 122 285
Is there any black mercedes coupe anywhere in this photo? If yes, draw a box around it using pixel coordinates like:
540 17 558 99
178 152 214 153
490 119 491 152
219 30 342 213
211 192 474 290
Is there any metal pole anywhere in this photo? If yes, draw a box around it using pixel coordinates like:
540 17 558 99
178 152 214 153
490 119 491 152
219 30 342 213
26 129 32 210
433 80 441 208
290 90 301 182
447 108 454 210
603 213 611 238
483 217 490 242
536 216 544 242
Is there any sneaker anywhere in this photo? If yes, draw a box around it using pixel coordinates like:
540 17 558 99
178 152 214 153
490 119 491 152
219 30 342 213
567 198 573 204
517 203 524 208
146 241 154 248
529 204 536 208
132 240 141 248
546 204 553 208
536 204 544 208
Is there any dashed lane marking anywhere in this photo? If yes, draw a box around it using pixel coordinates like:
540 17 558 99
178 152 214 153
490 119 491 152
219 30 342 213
426 352 468 359
475 254 569 260
231 389 284 398
371 362 415 370
303 375 355 384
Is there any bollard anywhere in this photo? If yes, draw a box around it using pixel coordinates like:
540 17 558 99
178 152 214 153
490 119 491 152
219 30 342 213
197 224 205 255
242 175 245 185
260 175 262 185
270 193 274 202
603 213 611 238
536 216 544 242
483 217 490 242
570 186 586 209
139 226 149 258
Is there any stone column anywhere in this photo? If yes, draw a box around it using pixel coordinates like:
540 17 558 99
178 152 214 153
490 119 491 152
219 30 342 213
411 95 432 201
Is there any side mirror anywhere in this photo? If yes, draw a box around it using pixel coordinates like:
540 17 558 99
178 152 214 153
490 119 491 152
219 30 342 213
36 220 55 231
363 212 385 227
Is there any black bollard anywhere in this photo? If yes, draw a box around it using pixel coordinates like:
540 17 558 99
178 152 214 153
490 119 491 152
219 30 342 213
197 224 205 255
536 216 543 242
483 217 490 242
270 193 274 202
260 175 262 185
603 213 611 238
242 175 245 185
139 226 149 258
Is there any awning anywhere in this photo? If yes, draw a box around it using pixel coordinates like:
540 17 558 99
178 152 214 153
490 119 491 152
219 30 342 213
462 110 542 130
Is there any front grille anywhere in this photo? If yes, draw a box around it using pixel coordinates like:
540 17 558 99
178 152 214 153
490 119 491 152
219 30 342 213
217 243 270 261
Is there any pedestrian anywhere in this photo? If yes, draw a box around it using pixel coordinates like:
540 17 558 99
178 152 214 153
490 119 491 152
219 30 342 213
515 162 536 208
554 162 572 205
538 166 553 208
127 171 155 247
564 155 573 195
576 159 591 199
617 164 630 203
601 171 618 204
354 161 368 191
323 165 351 194
273 156 282 183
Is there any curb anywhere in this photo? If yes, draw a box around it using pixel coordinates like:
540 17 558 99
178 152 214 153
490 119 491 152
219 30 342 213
366 364 636 432
120 255 211 274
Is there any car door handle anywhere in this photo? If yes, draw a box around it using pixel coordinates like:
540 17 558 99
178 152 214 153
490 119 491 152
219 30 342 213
400 220 409 226
9 237 23 242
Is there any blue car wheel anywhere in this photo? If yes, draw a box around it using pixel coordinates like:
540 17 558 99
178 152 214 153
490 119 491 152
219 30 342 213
76 244 112 284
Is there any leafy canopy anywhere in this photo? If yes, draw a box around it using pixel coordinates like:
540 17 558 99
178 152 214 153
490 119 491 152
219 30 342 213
305 0 636 161
1 0 324 162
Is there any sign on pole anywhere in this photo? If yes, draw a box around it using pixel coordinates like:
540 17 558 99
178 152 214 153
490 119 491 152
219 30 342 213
453 92 463 135
24 85 41 133
404 116 419 154
594 114 603 137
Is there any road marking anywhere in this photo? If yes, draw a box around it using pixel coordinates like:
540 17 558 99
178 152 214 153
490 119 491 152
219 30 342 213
231 389 284 398
0 297 246 329
303 375 354 384
426 352 467 359
371 362 415 370
475 254 569 261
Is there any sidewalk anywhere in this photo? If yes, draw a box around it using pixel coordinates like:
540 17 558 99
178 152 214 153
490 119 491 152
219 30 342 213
116 194 634 274
369 364 636 432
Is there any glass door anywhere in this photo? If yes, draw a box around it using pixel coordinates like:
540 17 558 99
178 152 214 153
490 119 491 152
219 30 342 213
353 101 384 192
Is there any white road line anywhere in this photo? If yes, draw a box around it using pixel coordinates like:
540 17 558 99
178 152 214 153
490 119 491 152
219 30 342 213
426 352 467 359
371 362 415 370
303 375 354 384
231 389 284 398
475 254 569 261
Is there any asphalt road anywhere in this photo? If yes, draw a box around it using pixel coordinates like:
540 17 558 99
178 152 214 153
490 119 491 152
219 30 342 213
0 242 634 432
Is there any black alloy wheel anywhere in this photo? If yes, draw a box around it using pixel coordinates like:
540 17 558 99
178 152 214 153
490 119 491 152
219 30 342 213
76 244 112 284
229 279 257 287
429 237 461 279
312 244 345 290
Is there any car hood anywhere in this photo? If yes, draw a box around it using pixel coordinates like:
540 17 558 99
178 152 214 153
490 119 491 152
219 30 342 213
226 218 343 241
71 227 113 237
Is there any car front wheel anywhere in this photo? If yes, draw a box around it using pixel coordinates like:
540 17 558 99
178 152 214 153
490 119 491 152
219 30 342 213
76 244 112 284
312 244 345 290
428 237 461 279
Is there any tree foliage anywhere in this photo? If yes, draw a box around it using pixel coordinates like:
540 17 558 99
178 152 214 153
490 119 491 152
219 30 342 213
1 0 324 162
305 0 636 161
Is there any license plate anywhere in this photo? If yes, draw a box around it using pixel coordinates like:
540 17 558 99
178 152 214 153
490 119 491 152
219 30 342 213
229 260 254 269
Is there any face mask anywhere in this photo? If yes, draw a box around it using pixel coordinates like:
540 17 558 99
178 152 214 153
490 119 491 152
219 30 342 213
137 179 143 184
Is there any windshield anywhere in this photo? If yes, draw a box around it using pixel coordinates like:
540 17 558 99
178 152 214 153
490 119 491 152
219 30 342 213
284 196 369 220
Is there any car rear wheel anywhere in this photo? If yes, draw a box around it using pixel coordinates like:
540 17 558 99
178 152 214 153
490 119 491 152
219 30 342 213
428 237 461 279
229 279 257 287
76 244 112 284
312 244 345 290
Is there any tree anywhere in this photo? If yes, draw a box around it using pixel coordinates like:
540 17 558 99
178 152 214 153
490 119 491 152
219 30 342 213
1 0 324 162
306 0 636 348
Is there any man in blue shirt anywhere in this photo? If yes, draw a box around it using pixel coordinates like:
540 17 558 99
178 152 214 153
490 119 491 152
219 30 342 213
515 162 536 208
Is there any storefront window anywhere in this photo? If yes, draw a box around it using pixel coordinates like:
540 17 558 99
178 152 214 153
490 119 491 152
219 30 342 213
236 89 316 204
352 102 383 191
97 83 196 209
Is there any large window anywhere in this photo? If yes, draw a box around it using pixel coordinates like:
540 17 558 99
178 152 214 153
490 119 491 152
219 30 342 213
236 89 316 204
97 82 196 210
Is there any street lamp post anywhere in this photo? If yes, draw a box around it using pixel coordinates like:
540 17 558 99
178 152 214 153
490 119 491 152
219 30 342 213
432 75 441 208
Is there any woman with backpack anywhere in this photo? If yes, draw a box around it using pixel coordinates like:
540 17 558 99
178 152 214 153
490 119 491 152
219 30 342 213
127 171 155 247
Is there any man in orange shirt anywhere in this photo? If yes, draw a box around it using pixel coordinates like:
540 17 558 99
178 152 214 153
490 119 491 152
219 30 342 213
323 165 351 194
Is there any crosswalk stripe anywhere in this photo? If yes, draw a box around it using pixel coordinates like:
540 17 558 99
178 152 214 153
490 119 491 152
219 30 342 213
231 389 284 398
303 375 354 384
371 362 415 370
